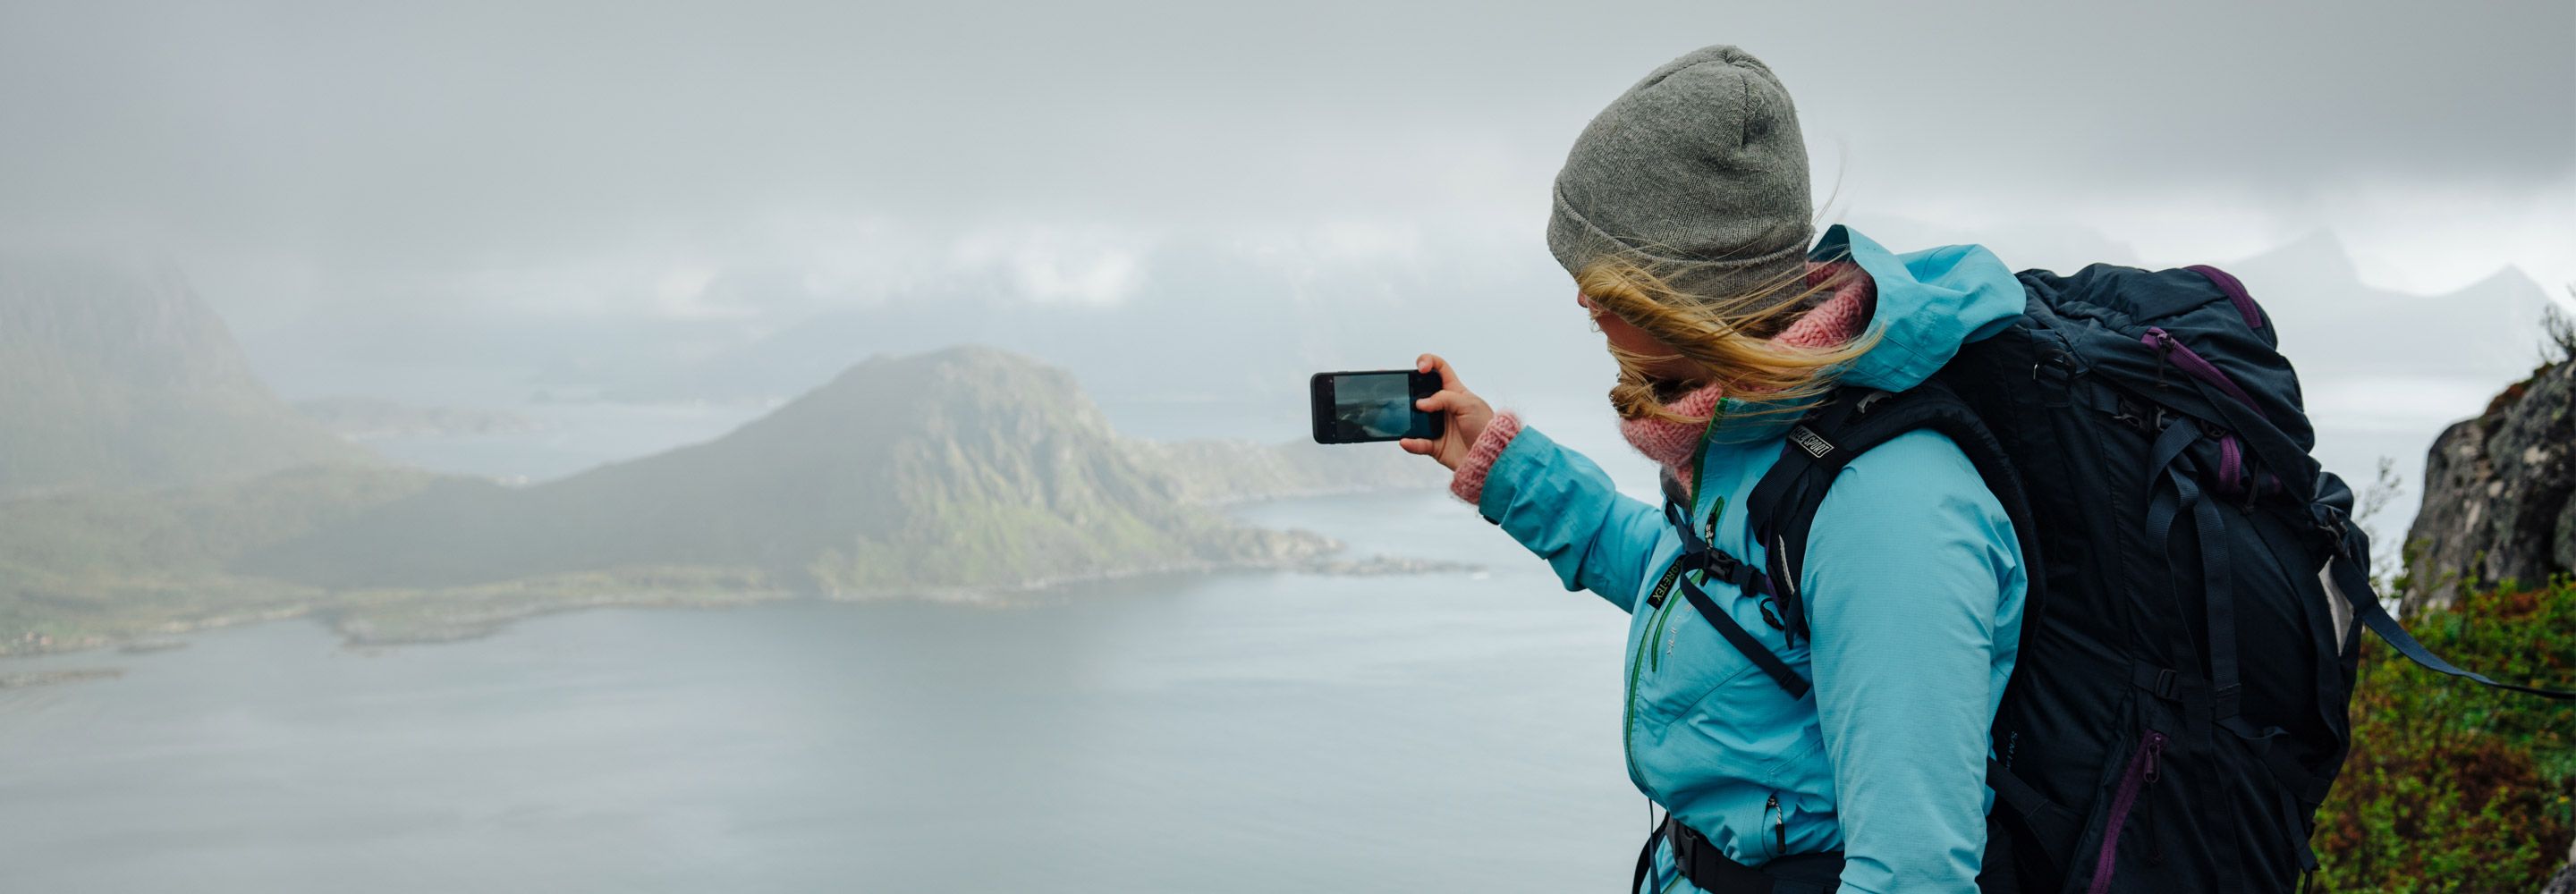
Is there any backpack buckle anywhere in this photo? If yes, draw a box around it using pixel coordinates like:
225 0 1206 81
1691 547 1764 594
2031 350 2075 387
2110 396 2153 433
2106 397 2140 432
1703 548 1741 580
2132 663 2185 701
2309 505 2357 559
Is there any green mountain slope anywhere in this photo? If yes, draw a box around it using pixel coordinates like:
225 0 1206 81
0 257 371 496
0 464 438 647
237 346 1343 593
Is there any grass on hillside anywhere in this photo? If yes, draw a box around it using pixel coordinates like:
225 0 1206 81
2314 573 2576 892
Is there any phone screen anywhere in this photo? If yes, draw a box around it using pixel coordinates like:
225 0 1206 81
1310 370 1443 443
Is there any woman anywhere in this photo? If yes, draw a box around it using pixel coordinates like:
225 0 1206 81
1399 45 2028 894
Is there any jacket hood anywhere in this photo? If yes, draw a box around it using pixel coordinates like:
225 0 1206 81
1818 224 2026 392
1698 225 2025 445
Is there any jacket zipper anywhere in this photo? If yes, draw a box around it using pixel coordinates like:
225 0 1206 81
1765 791 1785 857
1622 603 1657 791
2087 731 2168 894
1629 445 1720 795
1645 574 1682 672
1625 569 1688 792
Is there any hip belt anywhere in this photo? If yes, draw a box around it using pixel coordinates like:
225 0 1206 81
1633 814 1845 894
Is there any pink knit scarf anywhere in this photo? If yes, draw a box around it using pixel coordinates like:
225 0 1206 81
1618 259 1876 493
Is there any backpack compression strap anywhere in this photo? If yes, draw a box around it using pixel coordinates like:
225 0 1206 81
2097 314 2573 704
2311 477 2576 700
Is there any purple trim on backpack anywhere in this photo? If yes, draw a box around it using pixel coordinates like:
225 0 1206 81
2143 328 2259 410
2087 730 2168 894
2217 434 2244 497
2185 265 2264 329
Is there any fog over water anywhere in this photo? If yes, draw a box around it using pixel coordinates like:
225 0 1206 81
0 493 1646 893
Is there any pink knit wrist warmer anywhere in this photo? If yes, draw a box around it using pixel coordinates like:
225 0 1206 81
1448 411 1523 504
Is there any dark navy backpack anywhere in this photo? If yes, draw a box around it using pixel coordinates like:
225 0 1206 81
1661 261 2576 893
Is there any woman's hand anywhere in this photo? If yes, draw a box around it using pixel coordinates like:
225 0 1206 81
1398 353 1494 470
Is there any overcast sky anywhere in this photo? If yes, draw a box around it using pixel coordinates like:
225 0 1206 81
2 0 2568 338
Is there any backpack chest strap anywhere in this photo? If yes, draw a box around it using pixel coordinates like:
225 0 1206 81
1657 492 1811 699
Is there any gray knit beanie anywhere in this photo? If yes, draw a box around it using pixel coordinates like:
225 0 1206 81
1547 45 1814 307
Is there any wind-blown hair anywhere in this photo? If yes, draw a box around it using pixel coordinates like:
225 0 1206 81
1578 244 1879 426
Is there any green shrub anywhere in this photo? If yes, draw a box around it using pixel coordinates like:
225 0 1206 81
2315 576 2576 893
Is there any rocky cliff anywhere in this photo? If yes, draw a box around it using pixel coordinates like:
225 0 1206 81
2404 348 2575 611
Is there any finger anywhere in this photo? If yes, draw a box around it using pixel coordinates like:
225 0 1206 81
1417 353 1464 391
1397 437 1435 455
1415 392 1458 412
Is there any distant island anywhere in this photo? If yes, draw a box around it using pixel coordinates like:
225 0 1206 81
233 345 1453 602
0 262 1453 653
292 396 544 440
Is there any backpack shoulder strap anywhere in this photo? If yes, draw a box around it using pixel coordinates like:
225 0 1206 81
1744 383 2046 651
1742 384 2070 883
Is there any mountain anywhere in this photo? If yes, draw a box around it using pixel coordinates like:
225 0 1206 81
0 256 371 496
238 346 1417 593
2224 231 2559 387
1 344 1449 649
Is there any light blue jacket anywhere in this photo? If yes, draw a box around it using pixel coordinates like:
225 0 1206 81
1475 225 2029 894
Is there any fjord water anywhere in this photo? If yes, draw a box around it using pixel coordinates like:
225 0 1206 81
0 490 1642 892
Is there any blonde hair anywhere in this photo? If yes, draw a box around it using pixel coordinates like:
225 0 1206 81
1579 245 1880 426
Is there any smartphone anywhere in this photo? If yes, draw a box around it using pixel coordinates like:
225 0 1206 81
1309 368 1445 444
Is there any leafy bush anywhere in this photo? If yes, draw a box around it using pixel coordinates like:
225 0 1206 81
2314 575 2576 893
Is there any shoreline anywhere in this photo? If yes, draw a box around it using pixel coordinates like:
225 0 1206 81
821 549 1480 605
1 548 1480 662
